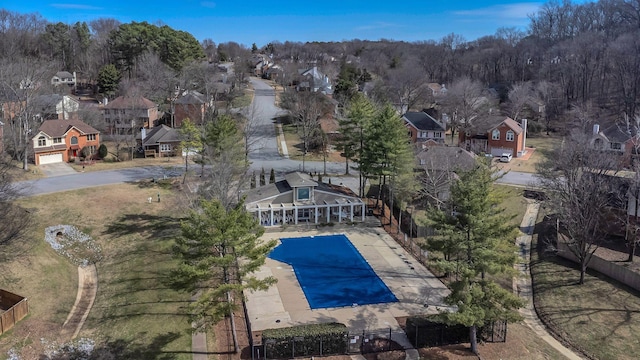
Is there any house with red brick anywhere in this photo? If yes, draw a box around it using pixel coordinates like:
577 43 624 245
32 119 100 165
403 111 446 144
102 95 158 134
174 90 209 127
459 116 527 158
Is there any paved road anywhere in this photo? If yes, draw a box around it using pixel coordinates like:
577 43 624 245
496 170 540 187
16 165 183 197
247 77 347 175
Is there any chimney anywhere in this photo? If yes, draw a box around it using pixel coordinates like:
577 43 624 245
140 127 147 141
593 124 600 135
521 118 527 151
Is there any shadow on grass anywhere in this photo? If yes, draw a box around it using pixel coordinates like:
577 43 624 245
42 332 195 360
103 213 182 240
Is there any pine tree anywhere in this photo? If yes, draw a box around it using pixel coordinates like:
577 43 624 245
335 93 375 183
250 171 256 188
173 199 277 352
425 162 523 354
260 167 266 186
179 118 203 184
269 168 275 184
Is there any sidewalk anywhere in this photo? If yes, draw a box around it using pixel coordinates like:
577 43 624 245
514 201 584 360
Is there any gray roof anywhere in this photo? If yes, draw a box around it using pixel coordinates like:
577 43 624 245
175 91 206 105
417 146 477 172
243 172 359 207
602 124 633 143
284 172 317 188
55 71 74 79
142 125 180 146
403 111 445 131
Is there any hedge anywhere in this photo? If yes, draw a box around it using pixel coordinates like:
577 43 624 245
262 323 348 358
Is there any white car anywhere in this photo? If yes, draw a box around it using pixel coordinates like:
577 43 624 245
499 153 513 163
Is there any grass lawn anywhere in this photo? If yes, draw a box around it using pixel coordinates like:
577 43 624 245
281 124 344 162
531 207 640 360
1 183 194 359
496 134 561 173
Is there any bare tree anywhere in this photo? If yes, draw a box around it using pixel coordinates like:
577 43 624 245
282 91 328 172
537 132 621 284
239 99 264 163
0 57 56 170
507 81 535 122
440 77 492 144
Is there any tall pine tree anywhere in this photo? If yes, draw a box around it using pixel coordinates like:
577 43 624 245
425 162 522 354
173 199 277 352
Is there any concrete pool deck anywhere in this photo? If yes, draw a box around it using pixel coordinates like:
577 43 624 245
245 225 451 346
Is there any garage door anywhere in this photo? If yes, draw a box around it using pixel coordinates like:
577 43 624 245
38 153 63 165
490 147 513 157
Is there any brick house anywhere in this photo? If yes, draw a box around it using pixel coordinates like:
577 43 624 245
174 90 208 127
32 119 100 165
102 95 158 133
459 116 527 158
403 111 446 144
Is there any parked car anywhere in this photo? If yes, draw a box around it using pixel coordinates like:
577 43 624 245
499 153 513 163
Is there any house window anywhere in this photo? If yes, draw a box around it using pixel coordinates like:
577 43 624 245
610 142 622 150
160 144 172 152
434 132 442 138
491 129 500 140
506 130 514 141
87 134 96 141
70 136 78 145
53 137 62 144
419 131 427 138
297 187 310 201
86 145 96 154
38 136 46 147
104 109 110 115
594 138 603 149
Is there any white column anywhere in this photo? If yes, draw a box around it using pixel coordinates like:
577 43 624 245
282 208 285 224
294 205 298 224
361 203 365 221
338 205 342 223
270 208 274 226
315 207 319 224
326 205 330 223
350 204 354 222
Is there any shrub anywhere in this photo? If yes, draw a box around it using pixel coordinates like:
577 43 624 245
97 144 108 159
262 323 348 358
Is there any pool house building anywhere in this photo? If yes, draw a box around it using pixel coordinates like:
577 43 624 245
243 172 365 226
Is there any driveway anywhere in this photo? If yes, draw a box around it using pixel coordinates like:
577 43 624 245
39 162 77 177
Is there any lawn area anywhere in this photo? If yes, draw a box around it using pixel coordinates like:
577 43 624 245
531 207 640 360
496 134 561 173
1 183 194 359
281 124 344 162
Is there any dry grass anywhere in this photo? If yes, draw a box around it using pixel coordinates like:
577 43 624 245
531 207 640 360
495 135 561 173
1 183 193 359
5 158 45 181
281 124 344 162
69 155 190 173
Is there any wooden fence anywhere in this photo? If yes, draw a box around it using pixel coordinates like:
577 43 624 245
0 289 29 335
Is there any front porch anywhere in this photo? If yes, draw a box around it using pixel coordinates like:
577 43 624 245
251 199 365 227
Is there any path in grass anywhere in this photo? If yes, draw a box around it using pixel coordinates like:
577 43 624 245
61 264 98 339
514 201 584 360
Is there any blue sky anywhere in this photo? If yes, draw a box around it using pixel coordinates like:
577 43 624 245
5 1 574 46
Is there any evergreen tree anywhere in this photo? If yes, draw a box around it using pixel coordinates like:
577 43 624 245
173 199 277 352
250 171 256 189
335 93 375 192
269 168 275 184
260 168 266 186
424 162 522 354
97 64 120 97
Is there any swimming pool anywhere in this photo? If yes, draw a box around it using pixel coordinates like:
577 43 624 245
268 234 398 309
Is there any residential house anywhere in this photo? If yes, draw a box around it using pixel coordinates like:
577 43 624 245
591 124 640 166
243 172 365 226
174 90 209 127
51 71 76 87
426 83 447 97
32 119 100 165
459 116 527 158
32 94 79 120
102 95 159 133
297 66 333 95
403 111 446 144
416 146 477 205
138 125 180 157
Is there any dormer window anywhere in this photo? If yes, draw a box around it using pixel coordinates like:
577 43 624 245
506 130 514 141
492 129 500 140
38 136 46 146
296 187 310 201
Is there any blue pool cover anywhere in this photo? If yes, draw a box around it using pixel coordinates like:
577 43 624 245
268 234 398 309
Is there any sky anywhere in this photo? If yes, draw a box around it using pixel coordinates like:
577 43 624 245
4 1 582 46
